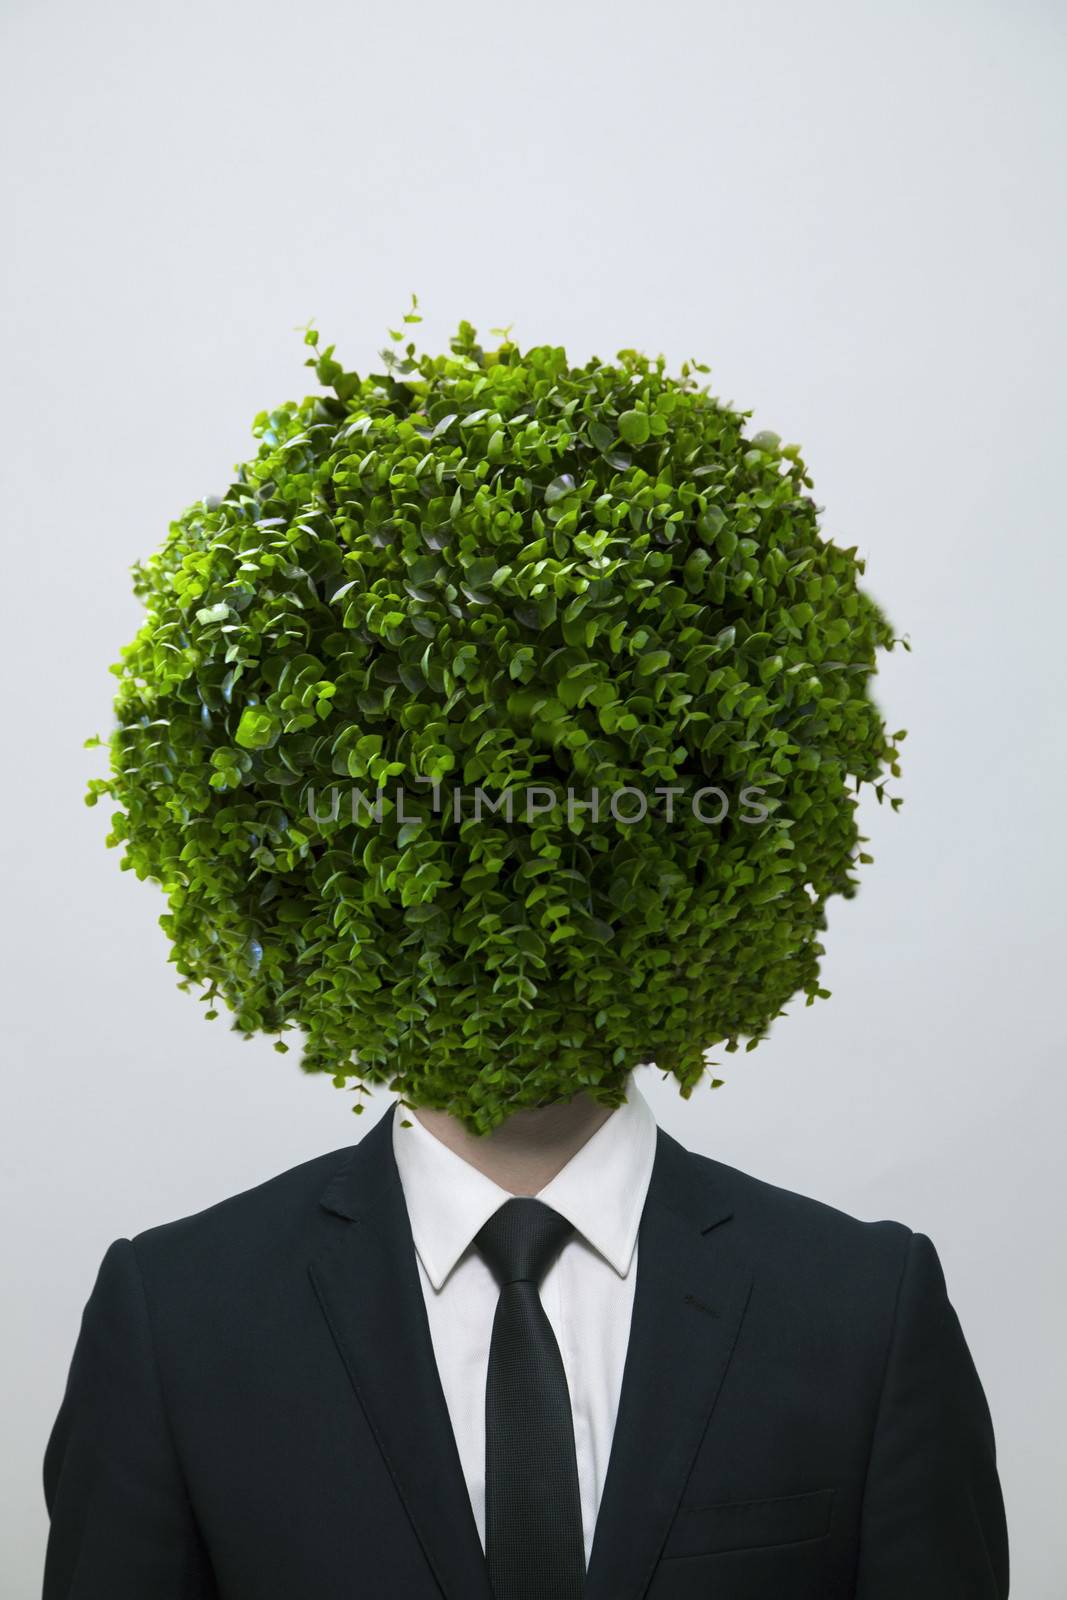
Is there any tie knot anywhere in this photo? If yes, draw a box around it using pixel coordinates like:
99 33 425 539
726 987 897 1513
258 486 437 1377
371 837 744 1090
474 1197 575 1288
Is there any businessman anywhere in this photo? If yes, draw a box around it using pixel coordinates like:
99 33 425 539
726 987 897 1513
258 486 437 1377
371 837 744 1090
42 1069 1008 1598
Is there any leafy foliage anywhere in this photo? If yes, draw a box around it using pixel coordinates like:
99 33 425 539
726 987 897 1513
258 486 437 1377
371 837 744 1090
86 298 904 1133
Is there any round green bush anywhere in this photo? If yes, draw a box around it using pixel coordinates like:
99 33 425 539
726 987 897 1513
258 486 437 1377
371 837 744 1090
87 301 904 1133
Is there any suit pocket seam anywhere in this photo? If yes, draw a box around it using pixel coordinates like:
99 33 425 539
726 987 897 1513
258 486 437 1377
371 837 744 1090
679 1488 834 1518
661 1526 833 1563
662 1486 836 1560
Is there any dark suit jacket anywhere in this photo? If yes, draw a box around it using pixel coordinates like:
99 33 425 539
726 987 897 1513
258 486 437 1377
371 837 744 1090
42 1104 1009 1599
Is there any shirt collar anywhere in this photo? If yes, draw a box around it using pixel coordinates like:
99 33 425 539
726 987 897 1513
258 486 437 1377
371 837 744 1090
391 1073 658 1291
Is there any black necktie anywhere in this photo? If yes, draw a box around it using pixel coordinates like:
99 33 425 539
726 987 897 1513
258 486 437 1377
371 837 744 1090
474 1197 586 1600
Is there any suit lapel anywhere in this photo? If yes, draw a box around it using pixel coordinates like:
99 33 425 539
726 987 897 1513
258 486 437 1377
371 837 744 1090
307 1107 751 1600
308 1103 493 1600
584 1126 754 1600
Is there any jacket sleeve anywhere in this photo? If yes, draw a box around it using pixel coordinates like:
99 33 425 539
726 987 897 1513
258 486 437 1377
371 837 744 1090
42 1236 217 1599
855 1230 1009 1597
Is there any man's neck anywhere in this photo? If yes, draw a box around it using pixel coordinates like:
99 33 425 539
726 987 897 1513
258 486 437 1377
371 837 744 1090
412 1094 616 1195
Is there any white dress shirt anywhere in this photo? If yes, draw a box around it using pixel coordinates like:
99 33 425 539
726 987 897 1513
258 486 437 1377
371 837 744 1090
391 1073 658 1567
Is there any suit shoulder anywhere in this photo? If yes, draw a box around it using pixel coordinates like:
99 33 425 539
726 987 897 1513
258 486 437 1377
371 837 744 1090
129 1138 359 1265
684 1145 915 1278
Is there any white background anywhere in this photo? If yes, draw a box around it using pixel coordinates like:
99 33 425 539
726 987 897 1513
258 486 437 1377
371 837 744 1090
2 1 1064 1593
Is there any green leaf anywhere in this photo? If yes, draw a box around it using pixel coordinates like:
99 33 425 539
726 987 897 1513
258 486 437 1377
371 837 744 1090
234 708 278 749
618 410 650 446
545 474 576 505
